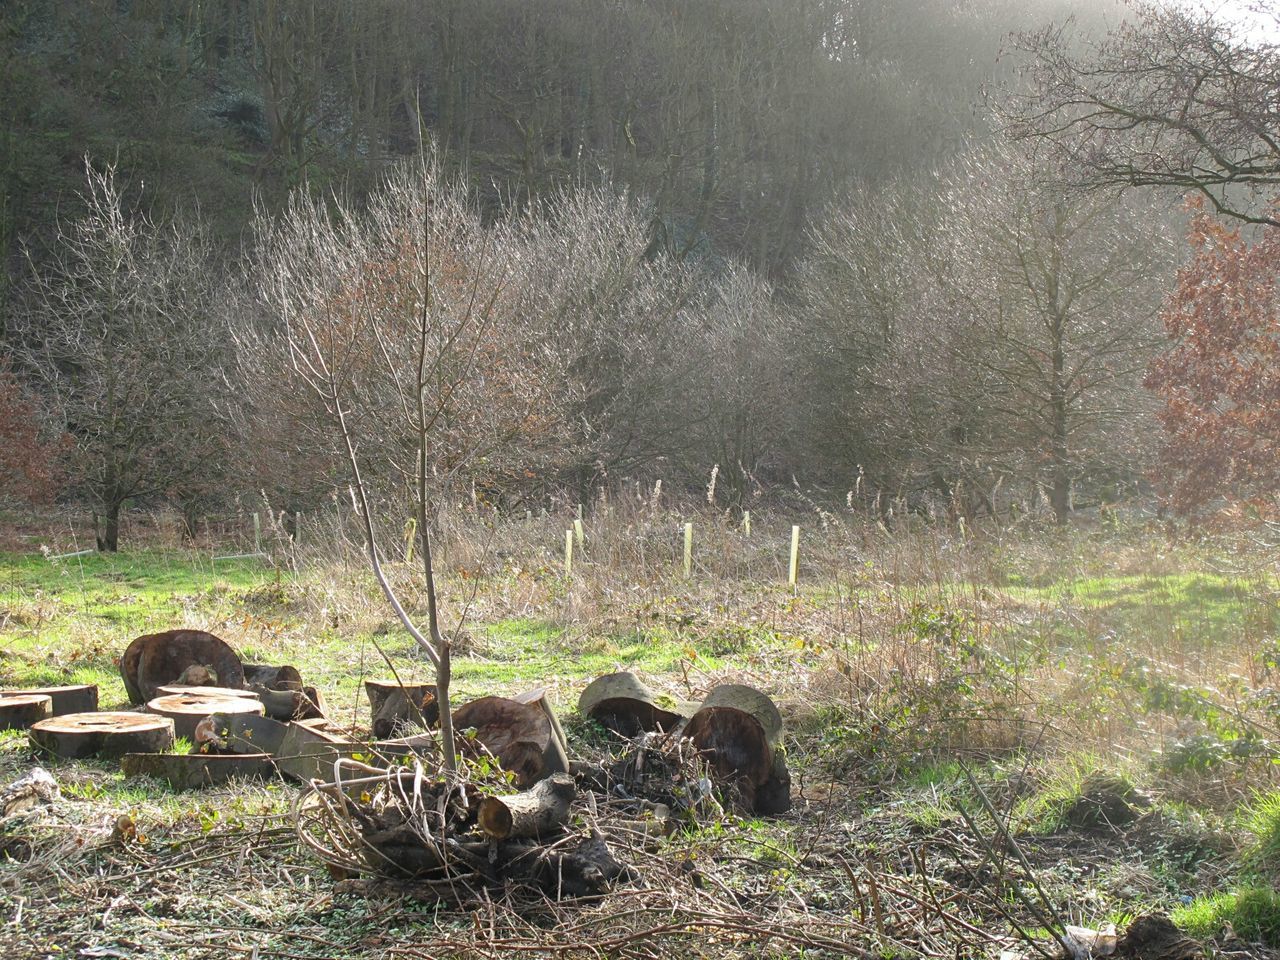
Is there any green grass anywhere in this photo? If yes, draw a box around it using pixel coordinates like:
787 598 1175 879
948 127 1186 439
1017 572 1276 649
1173 887 1280 945
1243 789 1280 876
0 549 276 702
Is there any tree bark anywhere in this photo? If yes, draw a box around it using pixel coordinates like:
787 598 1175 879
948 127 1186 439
96 501 122 552
477 773 575 840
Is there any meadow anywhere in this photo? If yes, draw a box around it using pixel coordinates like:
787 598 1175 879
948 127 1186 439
2 500 1279 959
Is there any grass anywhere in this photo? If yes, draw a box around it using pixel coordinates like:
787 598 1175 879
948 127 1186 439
1243 789 1280 876
1173 887 1280 945
4 509 1280 957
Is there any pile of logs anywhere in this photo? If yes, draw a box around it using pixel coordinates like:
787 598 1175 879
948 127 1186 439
4 628 795 904
579 672 792 815
299 672 792 901
0 630 334 788
298 762 634 901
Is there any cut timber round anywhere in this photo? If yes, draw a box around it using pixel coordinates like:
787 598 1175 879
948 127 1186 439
121 752 275 790
276 721 359 783
146 693 264 741
0 695 52 730
121 630 245 704
0 684 98 716
30 712 175 759
478 773 576 840
195 712 290 756
452 697 553 787
243 663 304 691
512 687 570 775
365 680 438 737
578 672 691 736
254 686 327 722
156 685 260 700
684 684 791 815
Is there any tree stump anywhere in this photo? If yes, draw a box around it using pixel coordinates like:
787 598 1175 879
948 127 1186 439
121 752 276 789
0 695 52 730
364 680 438 737
29 712 175 759
146 693 264 741
453 696 555 787
478 773 576 840
121 630 245 704
0 684 98 716
578 672 691 736
684 684 791 815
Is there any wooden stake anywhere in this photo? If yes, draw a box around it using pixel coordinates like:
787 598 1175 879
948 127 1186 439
788 525 801 589
252 512 261 554
683 522 693 578
564 529 574 577
573 518 585 551
294 511 302 545
743 511 751 537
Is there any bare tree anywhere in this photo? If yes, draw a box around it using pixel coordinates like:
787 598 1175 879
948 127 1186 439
796 140 1176 520
682 264 794 503
1004 2 1280 227
246 157 574 772
515 184 701 493
11 162 235 551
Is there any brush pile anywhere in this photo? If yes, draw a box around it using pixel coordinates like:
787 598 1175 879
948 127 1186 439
294 757 635 903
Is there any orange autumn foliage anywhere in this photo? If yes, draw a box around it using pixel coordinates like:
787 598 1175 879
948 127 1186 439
0 361 66 505
1146 198 1280 514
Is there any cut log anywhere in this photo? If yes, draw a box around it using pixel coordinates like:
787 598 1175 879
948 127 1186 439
0 695 52 730
29 712 175 759
753 746 793 816
478 773 576 840
194 712 290 756
503 834 636 898
0 684 98 716
253 686 327 722
365 680 438 738
156 685 259 700
121 752 275 789
276 721 359 783
243 663 304 690
513 687 570 774
146 693 264 741
121 630 245 704
684 684 791 815
452 696 553 787
578 672 692 736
